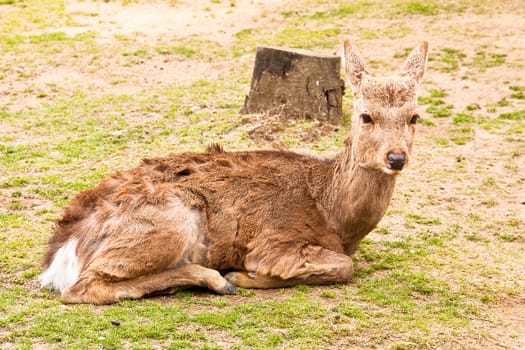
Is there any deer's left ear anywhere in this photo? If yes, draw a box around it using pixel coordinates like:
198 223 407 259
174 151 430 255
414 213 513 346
399 41 429 85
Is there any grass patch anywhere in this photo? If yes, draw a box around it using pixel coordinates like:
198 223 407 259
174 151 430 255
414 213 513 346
155 39 226 60
450 127 475 145
405 213 441 227
274 27 341 49
191 291 330 347
509 85 525 99
429 48 466 72
471 50 506 71
426 106 452 118
419 89 454 118
395 0 438 15
453 113 475 124
419 89 448 104
419 118 436 126
309 1 375 19
499 110 525 120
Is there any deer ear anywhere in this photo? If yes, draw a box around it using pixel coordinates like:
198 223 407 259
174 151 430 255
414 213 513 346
342 39 369 92
399 41 429 84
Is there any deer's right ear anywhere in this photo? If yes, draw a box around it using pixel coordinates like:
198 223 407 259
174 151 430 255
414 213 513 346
342 39 369 93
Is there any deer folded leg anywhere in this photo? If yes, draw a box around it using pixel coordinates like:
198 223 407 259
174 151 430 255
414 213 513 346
62 263 236 305
225 245 353 289
224 272 308 289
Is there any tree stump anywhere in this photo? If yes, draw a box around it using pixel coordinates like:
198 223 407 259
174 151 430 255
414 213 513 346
240 46 344 124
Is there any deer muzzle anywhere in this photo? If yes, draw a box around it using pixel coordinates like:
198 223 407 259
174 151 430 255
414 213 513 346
387 151 407 171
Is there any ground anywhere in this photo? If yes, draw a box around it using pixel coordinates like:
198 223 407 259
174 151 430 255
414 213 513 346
0 0 524 349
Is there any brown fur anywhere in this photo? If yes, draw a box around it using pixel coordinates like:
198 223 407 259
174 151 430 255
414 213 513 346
40 40 429 304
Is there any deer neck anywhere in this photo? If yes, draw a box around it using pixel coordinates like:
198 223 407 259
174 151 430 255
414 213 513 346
319 145 397 255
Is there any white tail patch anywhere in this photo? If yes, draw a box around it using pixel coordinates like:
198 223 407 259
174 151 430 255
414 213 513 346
39 239 80 292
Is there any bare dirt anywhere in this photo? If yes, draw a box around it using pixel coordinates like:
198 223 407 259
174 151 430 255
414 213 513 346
2 0 288 110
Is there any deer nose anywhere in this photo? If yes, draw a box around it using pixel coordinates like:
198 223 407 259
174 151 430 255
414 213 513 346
387 151 406 170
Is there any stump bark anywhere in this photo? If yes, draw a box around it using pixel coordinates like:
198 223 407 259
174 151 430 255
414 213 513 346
240 46 345 124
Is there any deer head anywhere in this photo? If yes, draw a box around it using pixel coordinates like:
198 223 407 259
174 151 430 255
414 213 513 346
343 40 429 175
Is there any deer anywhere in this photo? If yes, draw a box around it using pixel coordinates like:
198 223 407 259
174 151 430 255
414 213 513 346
39 39 429 305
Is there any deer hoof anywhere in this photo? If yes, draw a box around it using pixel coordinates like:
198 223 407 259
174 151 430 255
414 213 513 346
220 281 237 295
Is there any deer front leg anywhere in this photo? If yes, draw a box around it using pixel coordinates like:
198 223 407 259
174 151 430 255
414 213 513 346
225 245 353 289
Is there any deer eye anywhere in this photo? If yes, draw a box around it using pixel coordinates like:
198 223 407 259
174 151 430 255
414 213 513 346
360 113 373 124
409 114 420 124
